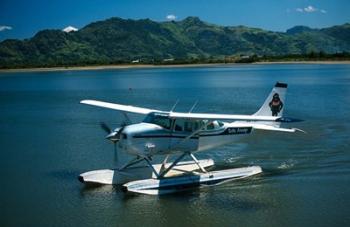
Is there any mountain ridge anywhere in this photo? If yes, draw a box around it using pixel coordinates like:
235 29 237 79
1 16 349 68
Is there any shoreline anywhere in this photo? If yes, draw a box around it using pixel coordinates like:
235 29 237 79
0 63 225 73
1 61 350 73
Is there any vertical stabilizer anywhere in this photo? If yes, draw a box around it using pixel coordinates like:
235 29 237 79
254 82 287 117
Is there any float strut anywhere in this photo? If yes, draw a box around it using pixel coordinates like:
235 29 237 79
144 157 160 178
189 153 207 173
158 152 187 178
118 156 144 171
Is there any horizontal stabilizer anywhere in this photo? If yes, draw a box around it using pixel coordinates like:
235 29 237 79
276 117 304 123
228 121 306 133
251 124 306 133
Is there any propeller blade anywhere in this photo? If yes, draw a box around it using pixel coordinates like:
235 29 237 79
100 122 112 134
114 142 118 163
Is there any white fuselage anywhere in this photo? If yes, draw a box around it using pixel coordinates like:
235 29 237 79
117 121 253 157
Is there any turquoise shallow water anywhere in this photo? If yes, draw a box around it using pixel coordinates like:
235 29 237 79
0 64 350 226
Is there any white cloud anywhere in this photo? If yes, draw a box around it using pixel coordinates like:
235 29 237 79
62 26 78 33
166 14 176 21
304 5 317 12
0 25 12 32
295 5 327 14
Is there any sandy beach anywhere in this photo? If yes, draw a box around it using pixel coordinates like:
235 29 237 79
0 63 224 73
0 61 349 73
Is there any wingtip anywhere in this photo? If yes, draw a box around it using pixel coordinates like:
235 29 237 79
80 99 93 104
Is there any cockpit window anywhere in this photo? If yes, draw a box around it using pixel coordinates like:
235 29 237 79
205 120 224 131
143 112 171 129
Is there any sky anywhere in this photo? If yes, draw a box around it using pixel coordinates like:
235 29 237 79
0 0 349 41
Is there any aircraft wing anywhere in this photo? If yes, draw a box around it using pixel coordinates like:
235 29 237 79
80 100 162 115
80 100 299 123
168 112 279 122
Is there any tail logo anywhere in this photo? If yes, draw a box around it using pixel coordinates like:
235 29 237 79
269 93 283 116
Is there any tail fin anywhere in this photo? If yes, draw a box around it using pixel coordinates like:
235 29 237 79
254 82 287 117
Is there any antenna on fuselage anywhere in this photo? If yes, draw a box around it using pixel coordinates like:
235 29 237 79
188 101 198 113
170 99 179 112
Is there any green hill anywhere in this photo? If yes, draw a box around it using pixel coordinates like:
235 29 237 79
1 17 350 68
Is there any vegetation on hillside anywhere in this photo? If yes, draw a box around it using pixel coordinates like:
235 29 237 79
0 17 349 68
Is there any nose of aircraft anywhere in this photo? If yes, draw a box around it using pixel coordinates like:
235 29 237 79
118 123 162 155
106 131 118 142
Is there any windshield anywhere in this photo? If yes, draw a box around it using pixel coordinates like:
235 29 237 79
143 112 171 129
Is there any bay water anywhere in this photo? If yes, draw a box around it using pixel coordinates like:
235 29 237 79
0 64 349 226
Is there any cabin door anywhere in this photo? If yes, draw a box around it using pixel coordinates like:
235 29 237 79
169 119 199 152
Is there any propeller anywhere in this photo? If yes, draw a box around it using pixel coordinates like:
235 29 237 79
99 113 132 164
113 138 118 163
99 121 128 163
100 122 122 143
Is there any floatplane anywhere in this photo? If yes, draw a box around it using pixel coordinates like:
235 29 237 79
79 82 304 195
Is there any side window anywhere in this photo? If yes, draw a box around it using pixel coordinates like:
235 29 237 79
193 122 200 131
174 120 203 132
205 121 224 130
184 122 193 132
174 119 183 131
207 122 215 130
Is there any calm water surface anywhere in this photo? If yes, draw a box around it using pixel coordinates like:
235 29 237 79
0 64 349 226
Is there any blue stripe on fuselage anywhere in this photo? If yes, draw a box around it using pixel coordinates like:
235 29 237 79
132 127 252 139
